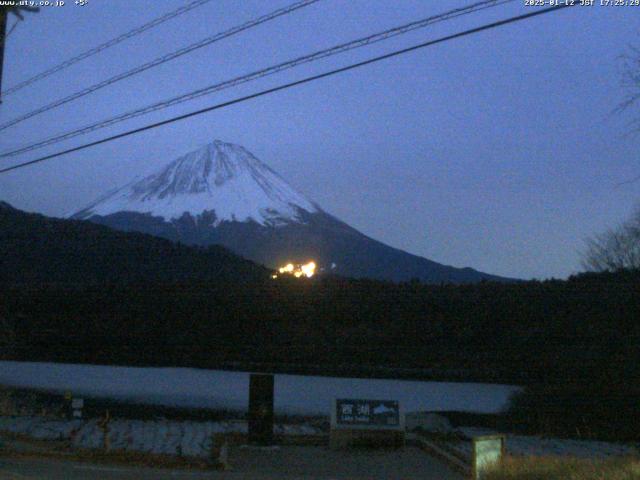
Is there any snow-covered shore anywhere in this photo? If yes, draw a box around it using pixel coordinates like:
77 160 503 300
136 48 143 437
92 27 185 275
0 416 317 458
1 416 636 461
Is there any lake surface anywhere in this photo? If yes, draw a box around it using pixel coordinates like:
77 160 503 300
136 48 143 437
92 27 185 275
0 361 520 415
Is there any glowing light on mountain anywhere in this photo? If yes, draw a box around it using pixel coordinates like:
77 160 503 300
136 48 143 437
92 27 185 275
279 263 295 274
300 261 316 277
275 261 316 278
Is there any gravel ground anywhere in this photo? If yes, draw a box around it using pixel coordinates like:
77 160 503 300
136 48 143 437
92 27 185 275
0 446 463 479
227 445 464 479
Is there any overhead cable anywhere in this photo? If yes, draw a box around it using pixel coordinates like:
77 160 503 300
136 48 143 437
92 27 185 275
2 0 215 97
0 3 576 175
0 0 513 157
0 0 321 130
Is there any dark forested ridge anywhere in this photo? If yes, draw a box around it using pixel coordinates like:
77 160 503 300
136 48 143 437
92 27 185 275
1 202 639 387
82 208 514 284
0 201 269 284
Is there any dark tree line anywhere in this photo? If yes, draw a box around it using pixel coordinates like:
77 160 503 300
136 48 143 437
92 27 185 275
2 270 639 385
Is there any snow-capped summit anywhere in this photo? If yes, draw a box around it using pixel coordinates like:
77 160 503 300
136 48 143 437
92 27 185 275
72 140 318 226
70 140 513 284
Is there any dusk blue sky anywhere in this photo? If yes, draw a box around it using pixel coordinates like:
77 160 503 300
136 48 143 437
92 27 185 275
0 0 638 280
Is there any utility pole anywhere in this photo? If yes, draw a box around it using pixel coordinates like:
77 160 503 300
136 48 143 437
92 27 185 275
0 8 8 103
0 6 39 104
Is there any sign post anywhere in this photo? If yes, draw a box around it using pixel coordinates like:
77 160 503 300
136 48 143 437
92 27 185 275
472 434 505 479
63 391 73 419
71 398 84 419
330 398 404 449
248 374 274 445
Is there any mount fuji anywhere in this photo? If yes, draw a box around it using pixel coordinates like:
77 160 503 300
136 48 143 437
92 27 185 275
71 140 510 283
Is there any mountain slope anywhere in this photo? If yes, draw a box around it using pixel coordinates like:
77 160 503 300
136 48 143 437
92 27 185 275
73 140 317 227
0 202 268 284
71 140 512 283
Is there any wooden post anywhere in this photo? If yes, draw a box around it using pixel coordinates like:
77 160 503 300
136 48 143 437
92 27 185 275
248 374 274 445
211 433 231 470
98 410 111 452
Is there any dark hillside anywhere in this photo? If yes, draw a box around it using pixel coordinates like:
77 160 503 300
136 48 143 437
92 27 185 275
0 202 269 284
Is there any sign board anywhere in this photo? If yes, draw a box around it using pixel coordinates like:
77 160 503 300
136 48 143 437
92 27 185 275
330 399 405 449
473 435 505 479
71 398 84 409
334 399 400 428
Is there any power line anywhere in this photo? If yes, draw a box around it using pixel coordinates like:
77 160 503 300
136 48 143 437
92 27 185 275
0 0 321 131
5 17 19 39
0 3 576 176
1 0 215 98
0 0 514 158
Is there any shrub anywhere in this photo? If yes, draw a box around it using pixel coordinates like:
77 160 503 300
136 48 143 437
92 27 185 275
484 455 640 480
505 380 640 442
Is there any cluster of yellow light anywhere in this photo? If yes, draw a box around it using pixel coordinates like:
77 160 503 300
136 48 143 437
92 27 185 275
279 263 295 274
300 262 316 277
273 261 316 279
